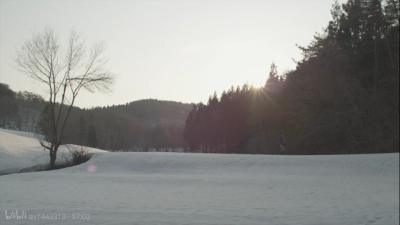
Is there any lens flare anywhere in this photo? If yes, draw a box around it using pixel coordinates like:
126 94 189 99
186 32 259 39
86 165 97 172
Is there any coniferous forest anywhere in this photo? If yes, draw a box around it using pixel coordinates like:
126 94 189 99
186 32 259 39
183 0 399 154
1 0 398 154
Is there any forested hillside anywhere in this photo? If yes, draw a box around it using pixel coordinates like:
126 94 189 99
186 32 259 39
183 0 399 154
0 84 45 132
71 100 192 151
0 83 192 151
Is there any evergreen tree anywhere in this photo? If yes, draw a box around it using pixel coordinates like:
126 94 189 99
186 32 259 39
266 62 279 85
0 83 15 99
78 117 86 145
38 104 53 142
86 125 98 148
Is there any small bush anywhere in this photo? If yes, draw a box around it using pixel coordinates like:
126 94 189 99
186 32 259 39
64 145 92 166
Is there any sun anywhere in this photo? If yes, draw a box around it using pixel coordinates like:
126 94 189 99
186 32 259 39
244 73 267 89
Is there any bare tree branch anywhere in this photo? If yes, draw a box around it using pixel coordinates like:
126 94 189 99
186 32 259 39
14 26 116 168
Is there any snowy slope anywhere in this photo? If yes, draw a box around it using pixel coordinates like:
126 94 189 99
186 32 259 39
0 128 106 174
0 129 399 225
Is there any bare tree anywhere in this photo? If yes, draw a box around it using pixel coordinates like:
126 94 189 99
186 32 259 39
14 26 116 168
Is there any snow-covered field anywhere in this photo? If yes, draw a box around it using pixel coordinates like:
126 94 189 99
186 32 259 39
0 129 399 225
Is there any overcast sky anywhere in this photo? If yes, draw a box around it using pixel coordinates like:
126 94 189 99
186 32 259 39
0 0 346 108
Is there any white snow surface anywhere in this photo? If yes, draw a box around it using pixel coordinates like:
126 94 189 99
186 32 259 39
0 129 399 225
0 128 106 174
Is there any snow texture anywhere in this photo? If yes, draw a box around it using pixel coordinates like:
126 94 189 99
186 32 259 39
0 129 399 225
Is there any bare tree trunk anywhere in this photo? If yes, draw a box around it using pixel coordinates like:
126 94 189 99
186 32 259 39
384 38 397 79
49 149 57 168
374 39 379 93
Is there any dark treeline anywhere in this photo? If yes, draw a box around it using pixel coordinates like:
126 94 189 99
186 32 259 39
67 100 192 151
183 67 286 154
0 84 45 132
0 83 192 151
184 0 399 154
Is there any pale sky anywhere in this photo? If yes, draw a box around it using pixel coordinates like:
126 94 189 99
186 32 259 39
0 0 346 108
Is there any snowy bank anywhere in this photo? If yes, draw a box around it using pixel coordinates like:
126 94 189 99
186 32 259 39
0 128 106 174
